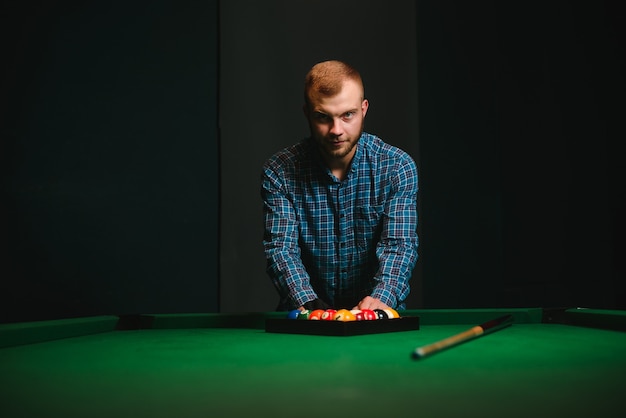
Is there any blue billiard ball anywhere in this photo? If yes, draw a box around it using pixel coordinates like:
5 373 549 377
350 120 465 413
287 309 300 320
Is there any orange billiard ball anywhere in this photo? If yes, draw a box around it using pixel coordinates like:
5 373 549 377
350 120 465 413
308 309 325 320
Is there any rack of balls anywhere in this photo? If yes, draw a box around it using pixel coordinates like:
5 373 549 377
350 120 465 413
286 308 400 321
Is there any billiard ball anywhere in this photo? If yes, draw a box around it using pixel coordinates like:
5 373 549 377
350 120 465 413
361 309 377 320
308 309 325 320
287 309 300 320
321 309 337 320
298 309 311 320
334 309 356 322
384 308 400 319
350 309 364 321
373 309 389 320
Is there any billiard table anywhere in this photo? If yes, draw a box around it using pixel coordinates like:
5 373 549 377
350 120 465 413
1 308 624 418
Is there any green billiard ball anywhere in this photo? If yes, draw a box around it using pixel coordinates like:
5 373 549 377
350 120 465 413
297 309 311 320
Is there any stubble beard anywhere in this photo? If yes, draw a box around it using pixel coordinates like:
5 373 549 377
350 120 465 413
324 138 357 160
316 128 363 162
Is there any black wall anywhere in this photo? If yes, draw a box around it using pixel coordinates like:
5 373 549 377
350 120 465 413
1 1 220 323
418 1 625 308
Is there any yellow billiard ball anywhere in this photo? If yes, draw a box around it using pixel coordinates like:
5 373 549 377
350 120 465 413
384 308 400 319
334 309 356 322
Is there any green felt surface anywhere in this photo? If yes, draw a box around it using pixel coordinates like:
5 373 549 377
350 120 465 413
1 313 625 418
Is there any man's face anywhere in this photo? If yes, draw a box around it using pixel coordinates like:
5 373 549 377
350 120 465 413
305 80 369 166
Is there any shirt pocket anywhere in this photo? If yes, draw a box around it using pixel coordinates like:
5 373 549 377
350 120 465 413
356 205 384 250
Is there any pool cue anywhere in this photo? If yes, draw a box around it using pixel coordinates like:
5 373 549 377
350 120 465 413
411 314 514 359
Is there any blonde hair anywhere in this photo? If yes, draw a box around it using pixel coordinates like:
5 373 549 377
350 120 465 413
304 60 364 106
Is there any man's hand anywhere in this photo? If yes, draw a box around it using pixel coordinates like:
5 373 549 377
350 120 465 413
302 298 331 311
353 296 391 311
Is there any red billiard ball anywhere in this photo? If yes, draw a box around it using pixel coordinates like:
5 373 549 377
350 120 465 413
308 309 325 320
321 309 337 320
361 309 377 320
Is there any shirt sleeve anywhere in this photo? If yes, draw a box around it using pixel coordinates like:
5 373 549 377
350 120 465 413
370 155 419 308
261 161 318 308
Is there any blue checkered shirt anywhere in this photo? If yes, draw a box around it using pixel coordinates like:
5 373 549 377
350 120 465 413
262 132 418 310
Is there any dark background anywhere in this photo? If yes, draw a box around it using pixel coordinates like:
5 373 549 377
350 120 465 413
419 1 625 308
1 1 624 323
1 0 220 322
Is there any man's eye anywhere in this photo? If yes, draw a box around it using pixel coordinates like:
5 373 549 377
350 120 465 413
343 112 355 120
314 114 331 122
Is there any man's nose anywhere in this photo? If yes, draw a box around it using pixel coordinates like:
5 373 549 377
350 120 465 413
329 118 343 135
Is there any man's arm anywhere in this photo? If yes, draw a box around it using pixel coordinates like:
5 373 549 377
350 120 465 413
367 155 419 309
261 163 318 309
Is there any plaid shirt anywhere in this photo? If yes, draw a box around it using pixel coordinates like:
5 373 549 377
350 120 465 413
262 132 418 310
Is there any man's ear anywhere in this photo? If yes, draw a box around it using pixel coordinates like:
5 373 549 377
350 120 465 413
362 99 369 118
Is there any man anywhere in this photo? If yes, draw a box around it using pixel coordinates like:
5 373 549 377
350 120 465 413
261 60 418 312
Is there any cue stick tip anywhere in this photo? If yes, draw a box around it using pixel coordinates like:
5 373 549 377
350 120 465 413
411 348 426 360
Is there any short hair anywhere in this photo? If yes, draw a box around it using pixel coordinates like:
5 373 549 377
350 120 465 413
304 60 364 106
